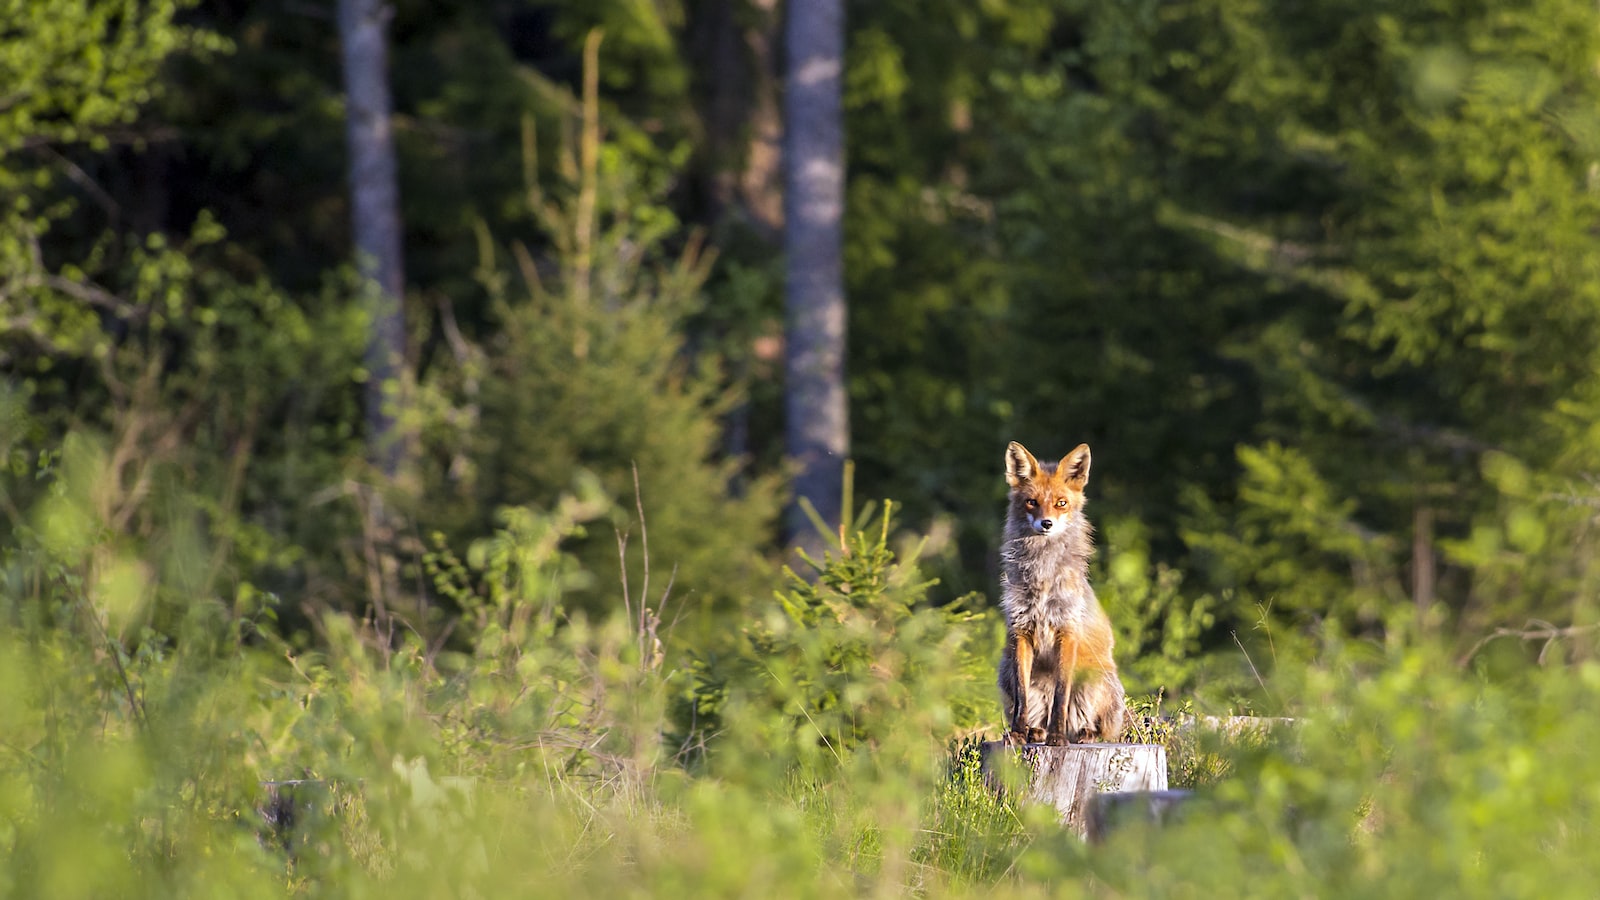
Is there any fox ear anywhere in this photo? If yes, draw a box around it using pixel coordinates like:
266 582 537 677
1005 441 1039 487
1059 443 1091 487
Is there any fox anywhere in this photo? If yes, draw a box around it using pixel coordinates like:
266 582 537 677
998 441 1127 746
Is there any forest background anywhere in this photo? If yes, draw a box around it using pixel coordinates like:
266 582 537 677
4 0 1600 895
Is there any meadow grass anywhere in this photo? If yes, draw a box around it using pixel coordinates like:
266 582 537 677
3 487 1598 897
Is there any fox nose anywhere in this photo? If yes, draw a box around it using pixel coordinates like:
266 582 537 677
1038 518 1053 532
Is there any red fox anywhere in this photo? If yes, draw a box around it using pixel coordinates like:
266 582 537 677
998 441 1127 746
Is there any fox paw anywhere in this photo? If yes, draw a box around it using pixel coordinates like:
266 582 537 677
1002 730 1029 748
1026 727 1048 744
1044 732 1069 747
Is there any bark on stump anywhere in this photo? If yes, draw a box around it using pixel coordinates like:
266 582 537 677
979 741 1167 837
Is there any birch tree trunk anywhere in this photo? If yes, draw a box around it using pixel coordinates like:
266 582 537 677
783 0 848 555
338 0 407 482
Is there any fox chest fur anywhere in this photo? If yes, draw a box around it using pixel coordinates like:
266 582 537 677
1000 519 1098 642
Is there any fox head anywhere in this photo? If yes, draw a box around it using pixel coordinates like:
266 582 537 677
1005 441 1091 536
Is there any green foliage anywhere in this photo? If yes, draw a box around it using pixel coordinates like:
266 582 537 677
419 117 779 626
1097 516 1218 696
1122 693 1271 791
1170 0 1600 647
10 0 778 639
0 0 225 322
914 740 1029 886
1 217 372 628
902 0 1600 671
7 467 1600 897
680 500 996 778
10 0 1600 892
1071 647 1600 897
0 0 217 153
0 0 377 634
10 0 1600 691
6 436 1600 897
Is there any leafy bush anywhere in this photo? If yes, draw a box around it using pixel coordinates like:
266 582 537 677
417 121 781 630
677 500 996 779
914 739 1029 887
6 441 1600 898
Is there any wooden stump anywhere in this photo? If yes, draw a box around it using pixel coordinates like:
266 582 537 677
979 741 1168 837
258 779 333 857
1084 789 1195 844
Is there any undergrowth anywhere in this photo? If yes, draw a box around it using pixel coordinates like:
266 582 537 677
2 451 1599 897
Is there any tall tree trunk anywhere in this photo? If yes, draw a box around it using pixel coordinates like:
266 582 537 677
338 0 407 482
339 0 411 623
783 0 848 554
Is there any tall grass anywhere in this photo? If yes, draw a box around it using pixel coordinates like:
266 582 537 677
2 452 1599 897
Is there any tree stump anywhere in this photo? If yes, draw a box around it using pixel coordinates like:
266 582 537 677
1084 789 1195 844
979 741 1168 837
258 779 333 858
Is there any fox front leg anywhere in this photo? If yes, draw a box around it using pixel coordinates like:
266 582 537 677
998 657 1025 747
1045 632 1078 747
1004 628 1035 744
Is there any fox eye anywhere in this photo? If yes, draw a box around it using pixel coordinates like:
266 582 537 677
1024 499 1037 510
1055 499 1068 509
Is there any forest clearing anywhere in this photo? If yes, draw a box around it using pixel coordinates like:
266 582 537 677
3 0 1599 894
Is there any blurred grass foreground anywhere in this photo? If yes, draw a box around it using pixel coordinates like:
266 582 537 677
1 440 1597 898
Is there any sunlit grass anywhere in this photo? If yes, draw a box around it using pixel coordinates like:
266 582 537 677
3 459 1598 897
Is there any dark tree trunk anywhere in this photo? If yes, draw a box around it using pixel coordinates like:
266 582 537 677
687 0 784 470
701 0 784 241
338 0 407 481
783 0 848 555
